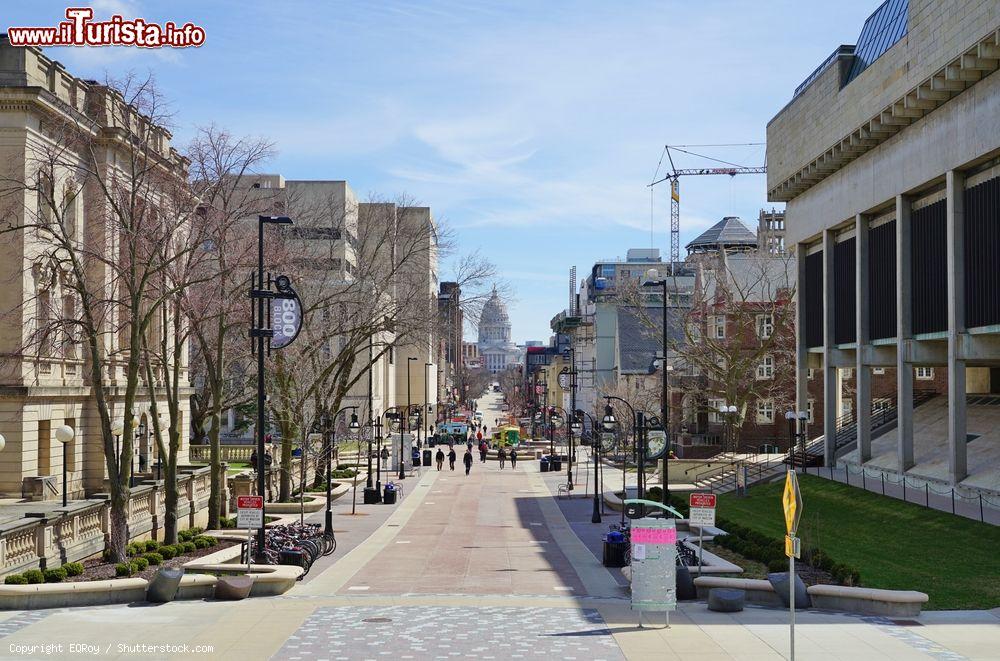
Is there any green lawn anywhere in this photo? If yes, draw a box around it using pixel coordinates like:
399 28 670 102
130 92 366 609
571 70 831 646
719 474 1000 610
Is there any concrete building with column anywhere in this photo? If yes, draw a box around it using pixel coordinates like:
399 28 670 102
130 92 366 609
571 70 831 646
767 0 1000 492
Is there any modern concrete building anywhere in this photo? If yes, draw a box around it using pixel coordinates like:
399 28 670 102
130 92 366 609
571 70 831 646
768 0 1000 491
0 40 192 499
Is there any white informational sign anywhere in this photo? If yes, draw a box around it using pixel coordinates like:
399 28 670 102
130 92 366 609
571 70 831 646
630 517 677 612
237 495 264 529
688 492 717 527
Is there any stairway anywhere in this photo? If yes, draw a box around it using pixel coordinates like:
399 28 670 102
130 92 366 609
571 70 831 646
693 391 938 494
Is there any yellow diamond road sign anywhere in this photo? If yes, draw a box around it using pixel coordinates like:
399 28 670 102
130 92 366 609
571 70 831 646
782 470 803 535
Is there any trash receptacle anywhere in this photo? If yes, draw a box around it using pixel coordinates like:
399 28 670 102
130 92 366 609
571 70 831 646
540 457 550 473
550 458 562 472
411 448 421 466
423 449 432 466
363 486 381 504
383 484 398 504
602 532 629 567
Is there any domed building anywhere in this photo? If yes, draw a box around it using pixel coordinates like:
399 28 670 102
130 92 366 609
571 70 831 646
478 290 520 374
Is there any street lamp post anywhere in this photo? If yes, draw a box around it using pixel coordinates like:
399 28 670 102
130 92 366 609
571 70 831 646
406 357 416 475
325 407 359 535
604 395 641 519
718 404 738 453
643 268 673 506
111 419 124 473
252 214 293 561
785 409 808 468
55 425 74 507
561 348 578 490
425 362 433 447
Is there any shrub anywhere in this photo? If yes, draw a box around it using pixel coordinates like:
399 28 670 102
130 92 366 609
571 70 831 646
219 516 236 529
767 559 788 573
158 546 177 560
143 552 163 566
178 530 193 543
193 538 211 549
144 539 160 552
132 557 149 572
126 541 146 557
114 563 132 577
181 541 197 554
43 567 67 583
22 569 44 584
63 562 84 577
4 574 27 585
193 535 216 547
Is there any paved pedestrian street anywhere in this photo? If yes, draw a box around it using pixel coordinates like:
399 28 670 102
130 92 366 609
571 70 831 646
276 605 624 660
0 392 996 660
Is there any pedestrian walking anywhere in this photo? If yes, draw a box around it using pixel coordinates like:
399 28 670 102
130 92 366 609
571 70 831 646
479 441 488 463
498 447 507 469
448 447 457 471
436 448 445 471
510 449 518 469
463 449 474 476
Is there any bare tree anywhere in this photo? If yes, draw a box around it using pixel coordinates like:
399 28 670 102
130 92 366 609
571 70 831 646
183 127 277 529
0 74 199 560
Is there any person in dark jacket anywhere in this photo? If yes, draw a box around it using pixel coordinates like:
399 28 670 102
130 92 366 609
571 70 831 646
463 449 474 475
435 448 445 471
479 441 488 463
510 449 518 469
448 447 457 471
498 447 507 469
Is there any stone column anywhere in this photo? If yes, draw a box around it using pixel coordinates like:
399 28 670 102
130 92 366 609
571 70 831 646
822 229 837 466
855 214 872 462
896 194 915 471
795 242 809 433
946 170 967 483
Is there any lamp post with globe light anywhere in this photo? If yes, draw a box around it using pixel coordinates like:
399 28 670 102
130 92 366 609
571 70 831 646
328 407 360 531
55 425 74 507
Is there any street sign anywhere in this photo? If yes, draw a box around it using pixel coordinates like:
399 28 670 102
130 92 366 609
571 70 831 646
782 470 803 534
270 291 302 349
646 429 667 459
237 495 264 529
785 534 801 559
558 372 569 389
688 492 716 527
599 432 615 452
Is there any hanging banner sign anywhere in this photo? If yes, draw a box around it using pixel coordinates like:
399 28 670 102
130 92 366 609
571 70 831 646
271 275 303 349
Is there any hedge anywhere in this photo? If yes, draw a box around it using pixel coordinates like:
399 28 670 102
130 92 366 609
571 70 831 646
715 516 861 586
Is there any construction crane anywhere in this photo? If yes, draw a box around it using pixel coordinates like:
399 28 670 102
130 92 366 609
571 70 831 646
649 144 766 272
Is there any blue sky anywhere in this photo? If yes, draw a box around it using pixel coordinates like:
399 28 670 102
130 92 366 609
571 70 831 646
7 0 877 342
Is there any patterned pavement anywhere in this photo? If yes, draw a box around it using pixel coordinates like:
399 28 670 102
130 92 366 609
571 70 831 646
273 605 624 661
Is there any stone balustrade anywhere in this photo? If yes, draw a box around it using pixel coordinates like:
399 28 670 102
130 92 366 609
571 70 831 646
0 464 215 578
188 445 253 464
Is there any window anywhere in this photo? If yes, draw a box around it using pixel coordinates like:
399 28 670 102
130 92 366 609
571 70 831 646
36 289 53 359
756 354 774 380
842 368 853 379
37 419 51 476
388 346 394 365
756 399 774 424
915 367 934 380
807 399 815 423
708 398 725 424
873 367 885 375
841 399 853 418
756 314 774 339
807 368 815 380
710 315 726 339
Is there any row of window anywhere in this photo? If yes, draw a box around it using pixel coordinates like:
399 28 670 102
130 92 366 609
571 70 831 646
708 313 774 340
805 367 934 380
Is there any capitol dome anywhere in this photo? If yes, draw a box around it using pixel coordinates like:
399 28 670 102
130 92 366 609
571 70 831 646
478 289 519 373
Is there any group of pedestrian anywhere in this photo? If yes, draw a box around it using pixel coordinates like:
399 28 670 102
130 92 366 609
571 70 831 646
496 447 518 469
433 441 518 474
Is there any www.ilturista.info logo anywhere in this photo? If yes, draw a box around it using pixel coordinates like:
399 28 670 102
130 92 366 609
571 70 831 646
8 7 205 48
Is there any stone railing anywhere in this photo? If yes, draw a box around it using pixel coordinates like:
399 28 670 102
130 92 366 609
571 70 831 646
0 464 218 578
188 445 253 464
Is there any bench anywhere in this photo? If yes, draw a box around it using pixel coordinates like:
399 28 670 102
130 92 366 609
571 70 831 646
557 483 574 498
807 584 928 617
694 576 784 608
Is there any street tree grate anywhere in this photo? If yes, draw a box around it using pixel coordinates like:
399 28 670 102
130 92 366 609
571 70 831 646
362 617 393 623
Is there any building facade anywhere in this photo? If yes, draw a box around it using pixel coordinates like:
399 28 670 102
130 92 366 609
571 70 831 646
0 41 192 499
768 0 1000 489
478 290 520 374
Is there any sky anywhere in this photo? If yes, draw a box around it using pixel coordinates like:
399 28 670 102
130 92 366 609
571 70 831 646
6 0 878 342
